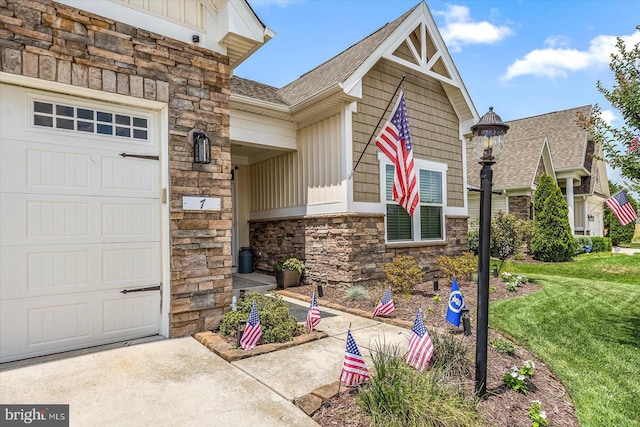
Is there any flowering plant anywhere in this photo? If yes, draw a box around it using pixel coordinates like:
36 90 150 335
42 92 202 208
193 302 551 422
503 366 528 394
528 400 548 427
520 360 535 378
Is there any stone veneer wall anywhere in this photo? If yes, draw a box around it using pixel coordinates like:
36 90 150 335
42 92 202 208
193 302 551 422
250 215 468 286
0 0 232 337
509 196 532 221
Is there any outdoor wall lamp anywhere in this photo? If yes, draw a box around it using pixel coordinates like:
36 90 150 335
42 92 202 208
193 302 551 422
471 107 509 396
588 214 595 222
193 132 211 164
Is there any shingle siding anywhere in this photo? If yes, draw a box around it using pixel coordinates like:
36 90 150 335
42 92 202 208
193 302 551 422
352 60 463 207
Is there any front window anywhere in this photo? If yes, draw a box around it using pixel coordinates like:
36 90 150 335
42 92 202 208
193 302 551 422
383 159 446 242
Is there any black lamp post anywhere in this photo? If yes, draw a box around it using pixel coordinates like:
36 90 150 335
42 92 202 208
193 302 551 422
471 107 509 396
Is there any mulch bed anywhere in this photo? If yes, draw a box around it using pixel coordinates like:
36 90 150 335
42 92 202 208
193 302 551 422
285 275 578 427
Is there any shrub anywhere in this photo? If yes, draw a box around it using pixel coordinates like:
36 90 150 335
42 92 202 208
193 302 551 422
345 285 369 301
573 236 593 255
491 211 528 272
530 175 574 262
436 252 477 282
429 332 473 380
219 293 303 344
468 219 479 255
356 343 482 427
382 255 424 297
490 338 515 355
591 236 612 253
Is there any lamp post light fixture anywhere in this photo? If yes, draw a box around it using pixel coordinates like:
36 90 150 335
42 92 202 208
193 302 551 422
433 275 439 292
471 107 509 396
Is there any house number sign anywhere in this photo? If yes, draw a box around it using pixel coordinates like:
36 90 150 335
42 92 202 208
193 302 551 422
182 196 221 211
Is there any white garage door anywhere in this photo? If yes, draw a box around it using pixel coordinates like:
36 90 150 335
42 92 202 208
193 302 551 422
0 84 161 362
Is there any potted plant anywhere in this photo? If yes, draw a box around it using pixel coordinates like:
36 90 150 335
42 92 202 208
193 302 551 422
275 257 305 289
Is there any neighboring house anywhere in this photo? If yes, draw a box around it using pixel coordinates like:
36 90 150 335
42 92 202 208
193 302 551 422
466 106 610 236
0 0 477 363
229 2 478 286
0 0 272 362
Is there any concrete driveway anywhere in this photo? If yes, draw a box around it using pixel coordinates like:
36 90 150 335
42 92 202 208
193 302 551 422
0 337 318 427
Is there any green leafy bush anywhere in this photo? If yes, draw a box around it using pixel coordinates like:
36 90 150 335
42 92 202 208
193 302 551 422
436 252 477 282
218 293 303 344
605 181 638 245
573 236 593 255
345 285 369 301
382 255 424 297
468 219 479 255
591 236 612 253
429 332 473 380
530 175 574 262
491 211 528 272
490 338 515 355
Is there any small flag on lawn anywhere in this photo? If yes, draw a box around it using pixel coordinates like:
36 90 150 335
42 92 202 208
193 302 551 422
305 291 321 331
372 286 395 318
446 278 465 328
240 300 262 351
606 190 638 226
406 308 435 371
341 329 370 386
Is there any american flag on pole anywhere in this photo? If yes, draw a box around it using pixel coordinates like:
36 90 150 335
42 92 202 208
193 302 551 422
305 291 321 331
341 329 370 386
606 190 638 226
375 90 419 216
406 308 434 371
240 300 262 351
372 286 395 318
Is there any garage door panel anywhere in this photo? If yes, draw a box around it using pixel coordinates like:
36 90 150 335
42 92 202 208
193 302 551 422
0 291 160 363
1 194 159 245
1 140 158 198
1 83 162 362
1 243 160 299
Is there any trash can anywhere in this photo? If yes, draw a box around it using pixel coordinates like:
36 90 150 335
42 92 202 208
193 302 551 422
238 247 254 273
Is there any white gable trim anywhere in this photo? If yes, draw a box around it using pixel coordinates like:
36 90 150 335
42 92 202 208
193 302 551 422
342 2 478 126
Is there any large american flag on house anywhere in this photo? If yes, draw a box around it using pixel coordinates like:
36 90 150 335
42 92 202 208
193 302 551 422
406 308 434 371
375 90 419 216
606 190 638 226
240 300 262 351
341 329 370 386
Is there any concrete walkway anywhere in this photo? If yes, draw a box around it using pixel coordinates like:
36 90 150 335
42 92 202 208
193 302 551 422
0 296 411 426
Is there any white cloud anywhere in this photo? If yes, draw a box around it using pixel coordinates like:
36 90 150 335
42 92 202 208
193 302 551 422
505 31 640 80
433 4 513 52
600 109 618 125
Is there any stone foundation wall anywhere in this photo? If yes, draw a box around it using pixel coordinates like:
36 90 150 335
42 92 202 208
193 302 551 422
1 0 232 337
509 196 532 221
250 214 468 287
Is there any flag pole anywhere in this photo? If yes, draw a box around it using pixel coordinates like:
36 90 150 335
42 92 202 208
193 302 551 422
350 75 406 177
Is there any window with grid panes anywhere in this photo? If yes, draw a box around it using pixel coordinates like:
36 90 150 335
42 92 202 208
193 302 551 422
383 162 445 242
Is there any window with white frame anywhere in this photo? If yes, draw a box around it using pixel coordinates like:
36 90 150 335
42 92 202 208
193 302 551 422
380 154 447 242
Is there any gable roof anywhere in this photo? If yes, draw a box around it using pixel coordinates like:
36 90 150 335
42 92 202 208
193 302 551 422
467 106 594 192
231 1 477 125
277 6 415 106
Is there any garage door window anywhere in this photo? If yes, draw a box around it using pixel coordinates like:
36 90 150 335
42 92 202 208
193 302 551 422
33 101 148 141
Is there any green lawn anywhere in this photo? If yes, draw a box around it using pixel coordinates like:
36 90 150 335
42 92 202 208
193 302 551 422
490 253 640 427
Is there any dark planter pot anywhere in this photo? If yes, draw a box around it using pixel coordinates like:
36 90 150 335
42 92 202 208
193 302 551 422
275 269 302 289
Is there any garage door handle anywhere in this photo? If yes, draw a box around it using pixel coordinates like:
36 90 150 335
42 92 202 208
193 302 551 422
121 286 161 294
119 153 159 161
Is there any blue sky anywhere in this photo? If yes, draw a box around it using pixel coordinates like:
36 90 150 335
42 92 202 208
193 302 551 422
235 0 640 186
